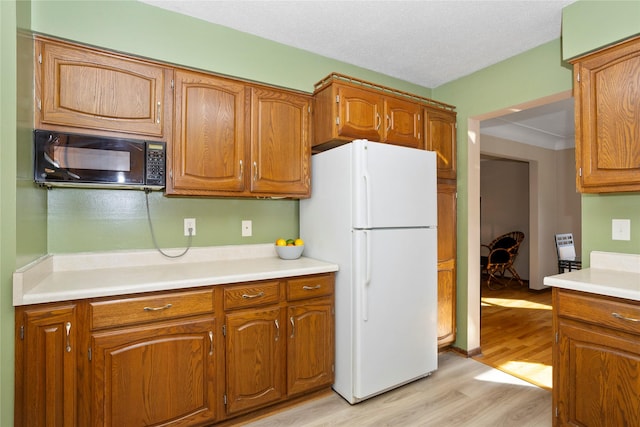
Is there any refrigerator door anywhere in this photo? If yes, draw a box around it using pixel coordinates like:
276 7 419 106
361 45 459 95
352 140 437 229
351 227 437 402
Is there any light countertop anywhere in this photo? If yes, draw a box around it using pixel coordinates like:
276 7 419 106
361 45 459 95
543 251 640 301
13 244 339 306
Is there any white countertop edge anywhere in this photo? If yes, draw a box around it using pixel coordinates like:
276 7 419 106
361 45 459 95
13 245 339 306
17 261 338 306
543 273 639 301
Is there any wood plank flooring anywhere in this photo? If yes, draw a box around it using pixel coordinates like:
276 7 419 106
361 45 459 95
241 351 551 426
473 279 553 390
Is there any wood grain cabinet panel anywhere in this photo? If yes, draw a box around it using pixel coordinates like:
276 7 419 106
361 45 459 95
15 303 77 427
335 84 384 141
425 107 457 180
572 35 640 193
287 301 334 396
224 306 286 415
249 87 311 197
314 82 422 150
384 97 423 149
36 38 170 138
436 182 457 347
169 69 246 195
90 317 217 427
553 289 640 426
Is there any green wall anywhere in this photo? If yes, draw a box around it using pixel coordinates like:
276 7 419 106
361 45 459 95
562 0 640 60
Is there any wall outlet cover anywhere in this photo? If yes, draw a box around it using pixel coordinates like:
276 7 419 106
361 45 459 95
612 219 631 241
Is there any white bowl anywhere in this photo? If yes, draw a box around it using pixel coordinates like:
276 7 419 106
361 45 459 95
275 245 304 260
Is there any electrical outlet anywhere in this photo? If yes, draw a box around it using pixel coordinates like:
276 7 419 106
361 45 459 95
184 218 196 236
242 220 252 237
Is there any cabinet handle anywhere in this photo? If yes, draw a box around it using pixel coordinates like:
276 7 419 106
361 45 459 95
302 285 321 290
65 322 71 353
239 160 243 179
290 316 295 338
375 113 381 130
253 161 258 182
275 319 280 341
208 331 214 355
156 101 161 124
386 114 391 132
612 312 640 323
143 303 172 311
242 291 264 299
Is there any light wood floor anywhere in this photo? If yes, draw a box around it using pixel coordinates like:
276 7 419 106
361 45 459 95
473 278 553 390
241 351 551 427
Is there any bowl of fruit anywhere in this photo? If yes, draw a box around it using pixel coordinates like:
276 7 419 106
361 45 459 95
275 238 304 260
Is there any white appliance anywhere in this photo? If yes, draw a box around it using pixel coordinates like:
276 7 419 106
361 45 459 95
300 140 438 404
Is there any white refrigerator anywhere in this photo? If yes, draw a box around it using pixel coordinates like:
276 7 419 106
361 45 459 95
300 140 438 404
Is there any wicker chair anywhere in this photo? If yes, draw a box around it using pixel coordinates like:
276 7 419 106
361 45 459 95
480 231 525 290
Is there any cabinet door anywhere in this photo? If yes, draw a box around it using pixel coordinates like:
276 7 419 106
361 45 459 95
437 182 457 347
425 107 457 180
91 318 216 427
287 301 334 396
15 304 77 427
384 97 423 149
574 36 640 193
37 39 168 137
170 69 246 195
225 306 285 415
336 85 384 141
556 321 640 427
249 87 311 197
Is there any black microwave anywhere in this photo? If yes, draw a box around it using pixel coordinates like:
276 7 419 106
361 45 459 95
34 130 165 190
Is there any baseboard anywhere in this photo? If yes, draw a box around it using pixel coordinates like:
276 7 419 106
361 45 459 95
446 345 482 358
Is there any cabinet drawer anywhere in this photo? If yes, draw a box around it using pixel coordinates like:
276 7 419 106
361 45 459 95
557 289 640 336
224 281 280 310
90 289 214 330
287 274 334 301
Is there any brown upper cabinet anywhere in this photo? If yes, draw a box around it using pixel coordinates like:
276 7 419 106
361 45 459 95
312 73 455 154
572 35 640 193
169 70 247 195
248 87 311 197
34 36 311 198
425 107 457 180
168 75 311 198
35 37 172 139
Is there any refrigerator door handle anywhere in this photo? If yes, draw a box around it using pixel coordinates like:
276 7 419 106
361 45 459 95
363 229 371 321
364 172 372 227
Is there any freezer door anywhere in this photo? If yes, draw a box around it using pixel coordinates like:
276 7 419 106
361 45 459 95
352 140 437 229
352 228 437 401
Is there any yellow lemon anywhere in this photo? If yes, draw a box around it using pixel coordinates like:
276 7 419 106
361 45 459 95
275 238 286 246
294 238 304 246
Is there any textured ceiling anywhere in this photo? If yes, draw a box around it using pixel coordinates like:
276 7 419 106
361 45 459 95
140 0 575 88
139 0 577 149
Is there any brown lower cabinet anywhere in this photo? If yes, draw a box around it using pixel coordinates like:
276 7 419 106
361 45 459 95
553 288 640 426
15 273 334 427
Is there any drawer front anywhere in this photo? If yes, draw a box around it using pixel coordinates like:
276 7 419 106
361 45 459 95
90 289 214 330
224 281 281 310
557 289 640 336
287 274 334 301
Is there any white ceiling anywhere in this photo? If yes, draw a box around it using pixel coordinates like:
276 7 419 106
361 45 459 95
139 0 577 149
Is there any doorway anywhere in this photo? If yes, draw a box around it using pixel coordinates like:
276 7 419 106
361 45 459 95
464 90 581 359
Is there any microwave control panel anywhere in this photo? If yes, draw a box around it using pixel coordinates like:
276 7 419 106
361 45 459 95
145 142 166 187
